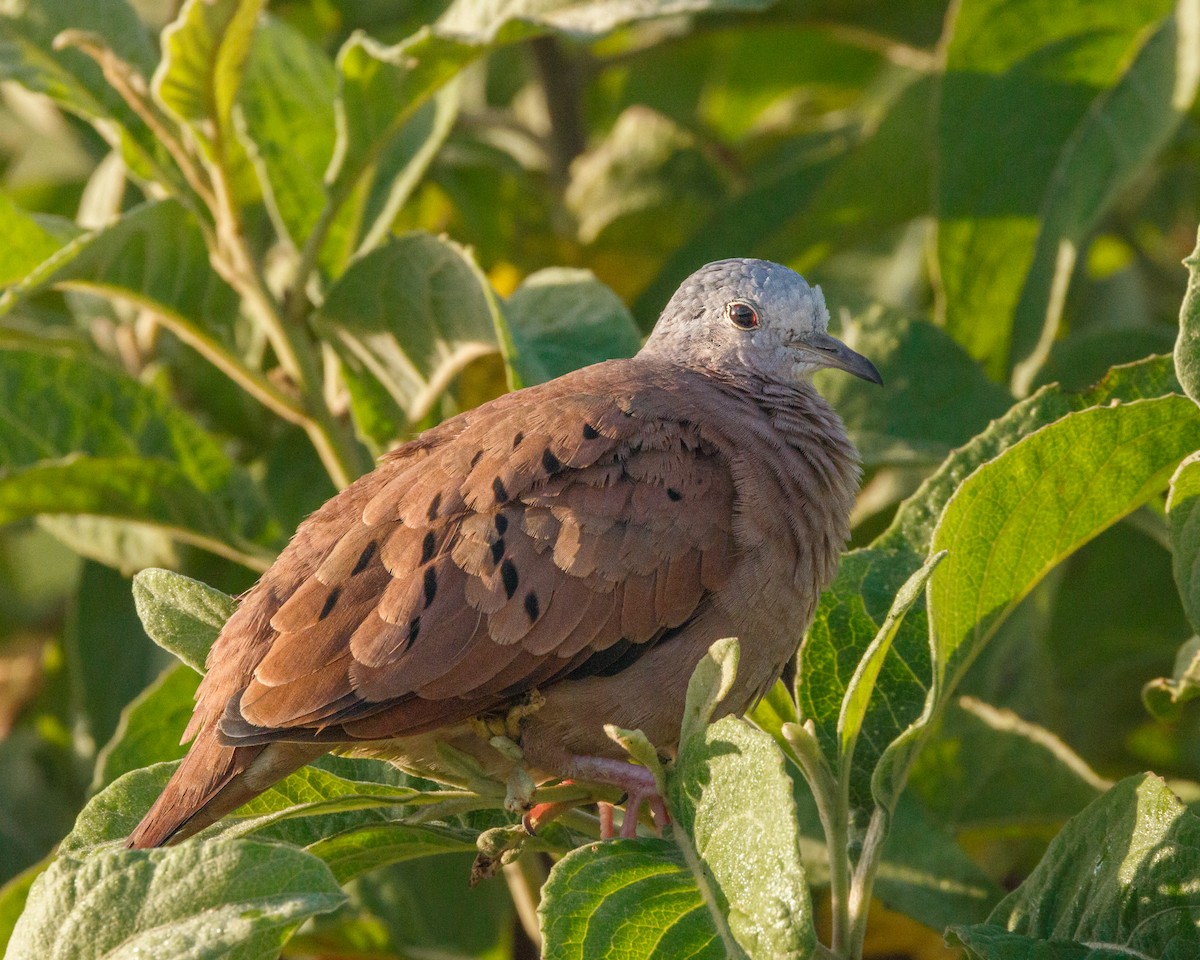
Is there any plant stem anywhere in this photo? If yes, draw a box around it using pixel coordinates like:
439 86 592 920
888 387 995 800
503 853 547 950
207 156 368 488
782 724 853 958
847 806 890 959
530 36 587 186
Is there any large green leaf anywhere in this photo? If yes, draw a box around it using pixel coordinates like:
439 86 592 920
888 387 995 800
237 16 336 249
1177 226 1200 406
1169 452 1200 633
937 0 1199 382
929 394 1200 696
0 193 78 288
314 231 508 446
0 200 242 349
505 267 642 385
797 547 932 812
92 664 200 789
910 697 1107 834
867 391 1200 812
6 839 345 960
131 568 236 673
879 355 1183 557
542 642 815 960
153 0 265 202
0 350 276 564
436 0 772 41
541 840 728 960
948 775 1200 959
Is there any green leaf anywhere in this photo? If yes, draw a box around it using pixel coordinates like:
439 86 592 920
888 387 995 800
936 0 1199 382
566 106 728 247
328 30 476 218
948 774 1200 959
1177 226 1200 406
1009 0 1200 391
540 840 728 960
908 696 1108 841
671 717 815 959
153 0 265 199
92 664 201 789
1170 451 1200 633
65 559 162 752
543 644 811 959
0 858 46 957
879 355 1183 557
797 547 932 813
837 550 945 764
929 394 1200 697
542 718 812 959
7 839 345 960
131 568 236 673
436 0 773 43
1143 636 1200 722
868 392 1200 817
506 268 642 385
0 350 276 564
63 757 423 857
0 200 242 351
305 823 478 884
0 193 79 288
680 636 740 749
815 311 1013 468
353 82 461 258
314 232 509 445
236 16 337 248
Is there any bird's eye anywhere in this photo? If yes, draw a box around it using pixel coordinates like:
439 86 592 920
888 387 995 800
726 300 759 330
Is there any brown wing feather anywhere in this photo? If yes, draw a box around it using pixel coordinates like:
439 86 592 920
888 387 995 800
205 370 736 748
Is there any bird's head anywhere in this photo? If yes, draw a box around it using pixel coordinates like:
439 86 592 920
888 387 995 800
641 258 882 386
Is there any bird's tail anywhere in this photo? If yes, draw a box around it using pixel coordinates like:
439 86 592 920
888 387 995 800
126 727 321 848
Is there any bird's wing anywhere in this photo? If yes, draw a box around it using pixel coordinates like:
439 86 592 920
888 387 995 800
208 369 737 745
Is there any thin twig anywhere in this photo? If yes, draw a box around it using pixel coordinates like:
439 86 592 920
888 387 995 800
504 854 547 950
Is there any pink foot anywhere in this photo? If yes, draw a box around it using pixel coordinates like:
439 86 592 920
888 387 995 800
565 756 671 839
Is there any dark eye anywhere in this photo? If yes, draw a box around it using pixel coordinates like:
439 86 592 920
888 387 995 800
726 300 759 330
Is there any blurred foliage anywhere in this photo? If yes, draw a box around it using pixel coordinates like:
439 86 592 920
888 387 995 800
1 0 1200 957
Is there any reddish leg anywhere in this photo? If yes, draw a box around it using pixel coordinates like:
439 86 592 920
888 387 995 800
564 756 670 839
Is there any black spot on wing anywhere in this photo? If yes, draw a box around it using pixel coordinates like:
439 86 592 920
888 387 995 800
501 558 519 599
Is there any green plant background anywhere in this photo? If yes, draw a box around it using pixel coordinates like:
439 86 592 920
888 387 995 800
1 0 1200 957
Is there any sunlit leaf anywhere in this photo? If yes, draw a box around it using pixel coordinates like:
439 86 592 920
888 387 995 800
948 775 1200 959
131 568 236 673
0 351 277 564
7 839 345 960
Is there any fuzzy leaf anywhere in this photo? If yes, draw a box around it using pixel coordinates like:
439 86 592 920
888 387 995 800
949 775 1200 959
937 0 1199 380
6 840 345 960
131 569 236 673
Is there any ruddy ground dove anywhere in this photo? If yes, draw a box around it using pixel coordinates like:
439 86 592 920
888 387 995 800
128 258 881 848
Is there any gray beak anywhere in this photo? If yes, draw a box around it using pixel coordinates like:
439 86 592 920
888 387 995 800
800 331 883 385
